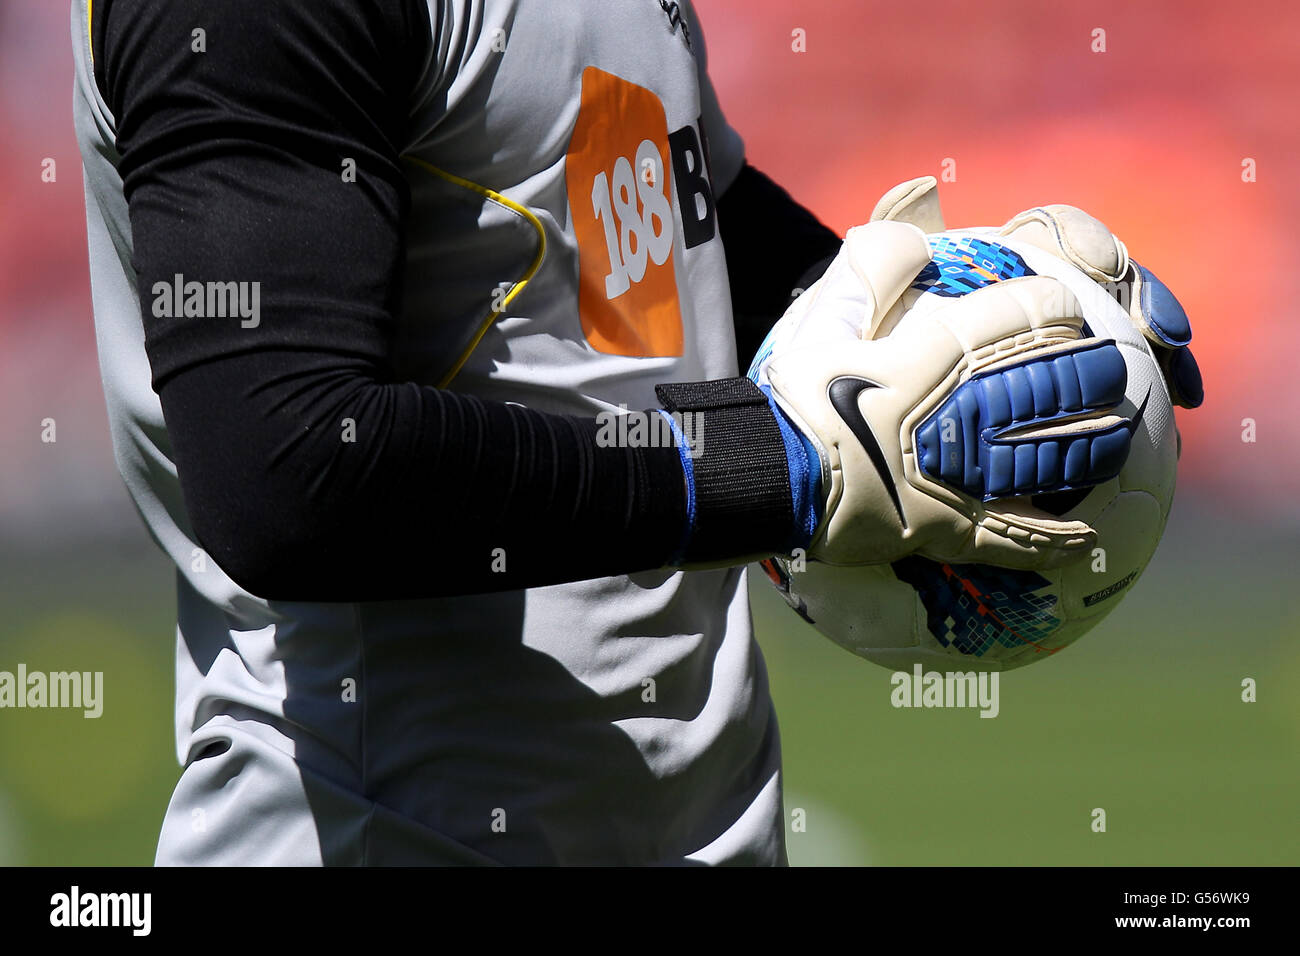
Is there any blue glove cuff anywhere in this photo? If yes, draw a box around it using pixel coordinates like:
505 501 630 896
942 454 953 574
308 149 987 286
655 377 821 565
657 410 698 564
760 385 823 552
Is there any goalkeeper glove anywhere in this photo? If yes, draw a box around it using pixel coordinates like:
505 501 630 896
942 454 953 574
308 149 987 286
868 175 1202 409
996 204 1203 409
746 219 1135 569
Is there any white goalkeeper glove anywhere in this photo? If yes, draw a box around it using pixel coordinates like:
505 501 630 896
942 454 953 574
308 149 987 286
863 175 1203 409
750 218 1137 569
996 204 1202 409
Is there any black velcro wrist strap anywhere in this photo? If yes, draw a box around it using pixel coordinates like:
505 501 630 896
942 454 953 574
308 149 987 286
655 377 793 564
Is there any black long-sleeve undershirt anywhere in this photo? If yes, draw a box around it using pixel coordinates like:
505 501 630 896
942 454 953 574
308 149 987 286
718 165 842 369
93 0 838 600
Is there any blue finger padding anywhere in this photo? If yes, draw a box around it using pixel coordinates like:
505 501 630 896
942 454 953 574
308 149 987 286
1090 427 1131 477
1166 346 1204 409
916 342 1132 500
985 445 1010 491
1134 262 1192 347
1006 367 1035 420
1064 438 1090 484
979 375 1012 422
1038 441 1061 484
1072 345 1128 407
1028 362 1055 415
1052 355 1083 412
1015 443 1037 488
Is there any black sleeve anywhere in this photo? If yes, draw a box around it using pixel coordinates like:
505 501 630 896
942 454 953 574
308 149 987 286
94 0 794 600
716 163 842 369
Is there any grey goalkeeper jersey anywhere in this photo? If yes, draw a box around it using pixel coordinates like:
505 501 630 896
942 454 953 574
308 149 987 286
73 0 785 864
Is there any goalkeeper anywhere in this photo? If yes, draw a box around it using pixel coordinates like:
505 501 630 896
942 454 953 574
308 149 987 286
73 0 1195 865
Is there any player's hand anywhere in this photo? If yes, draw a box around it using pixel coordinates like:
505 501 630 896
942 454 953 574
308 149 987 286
995 204 1203 410
851 177 1201 413
751 219 1136 569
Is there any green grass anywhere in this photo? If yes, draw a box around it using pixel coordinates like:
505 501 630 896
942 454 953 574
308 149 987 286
764 497 1299 865
0 539 179 865
0 497 1294 865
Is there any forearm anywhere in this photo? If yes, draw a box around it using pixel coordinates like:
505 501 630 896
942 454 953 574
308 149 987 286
159 348 700 600
717 163 842 369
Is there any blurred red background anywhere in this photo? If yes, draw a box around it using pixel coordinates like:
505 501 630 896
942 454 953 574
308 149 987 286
2 0 1297 543
698 0 1299 521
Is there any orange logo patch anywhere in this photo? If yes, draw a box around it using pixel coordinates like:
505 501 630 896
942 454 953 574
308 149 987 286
566 67 683 357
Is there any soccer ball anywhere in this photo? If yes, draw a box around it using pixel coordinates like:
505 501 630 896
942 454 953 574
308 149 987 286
759 231 1180 672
